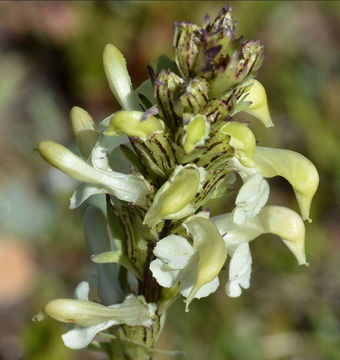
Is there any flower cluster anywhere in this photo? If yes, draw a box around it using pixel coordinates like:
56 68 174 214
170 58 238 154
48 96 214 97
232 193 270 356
36 4 318 355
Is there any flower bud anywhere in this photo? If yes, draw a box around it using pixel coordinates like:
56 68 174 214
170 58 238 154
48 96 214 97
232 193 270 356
155 70 185 130
104 111 164 140
103 44 138 110
143 166 201 227
254 147 319 221
173 22 202 79
184 217 227 311
70 106 99 158
183 115 210 154
176 77 209 115
244 80 273 128
220 121 256 167
209 41 264 98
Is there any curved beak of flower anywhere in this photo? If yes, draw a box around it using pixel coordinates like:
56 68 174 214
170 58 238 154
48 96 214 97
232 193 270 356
213 205 307 265
254 146 319 222
220 121 256 167
244 80 273 128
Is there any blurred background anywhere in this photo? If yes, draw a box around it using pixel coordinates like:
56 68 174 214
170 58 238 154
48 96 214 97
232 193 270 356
0 1 339 359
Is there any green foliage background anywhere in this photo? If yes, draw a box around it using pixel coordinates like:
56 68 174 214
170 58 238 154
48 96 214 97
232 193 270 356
0 2 339 359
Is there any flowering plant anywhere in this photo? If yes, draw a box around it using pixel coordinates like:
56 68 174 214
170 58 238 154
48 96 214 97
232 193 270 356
36 5 318 359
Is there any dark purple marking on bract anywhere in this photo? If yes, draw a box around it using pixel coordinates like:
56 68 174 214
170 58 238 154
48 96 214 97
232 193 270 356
141 104 159 122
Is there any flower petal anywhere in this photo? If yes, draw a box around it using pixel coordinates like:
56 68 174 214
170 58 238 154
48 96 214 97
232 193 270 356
233 173 269 224
74 281 90 301
70 183 106 209
213 206 306 265
183 217 227 310
220 121 256 167
150 258 180 288
38 141 151 205
180 273 219 300
62 321 117 349
225 242 252 297
153 235 195 270
244 80 273 128
254 146 319 221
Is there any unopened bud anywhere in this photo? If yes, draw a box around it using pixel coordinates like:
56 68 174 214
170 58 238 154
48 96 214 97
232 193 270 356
104 111 164 140
70 106 98 158
144 167 201 227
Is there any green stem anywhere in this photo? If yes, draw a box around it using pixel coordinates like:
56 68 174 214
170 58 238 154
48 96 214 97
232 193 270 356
99 332 184 358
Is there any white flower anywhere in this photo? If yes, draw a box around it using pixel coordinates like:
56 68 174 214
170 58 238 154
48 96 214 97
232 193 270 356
213 206 307 297
150 216 227 310
150 235 219 303
45 282 153 350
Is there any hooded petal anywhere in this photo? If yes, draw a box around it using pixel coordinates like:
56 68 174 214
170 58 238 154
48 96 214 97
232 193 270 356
103 44 139 110
220 121 256 167
179 273 219 300
213 205 306 265
233 173 270 224
183 217 227 311
254 146 319 221
244 80 273 128
37 141 151 205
